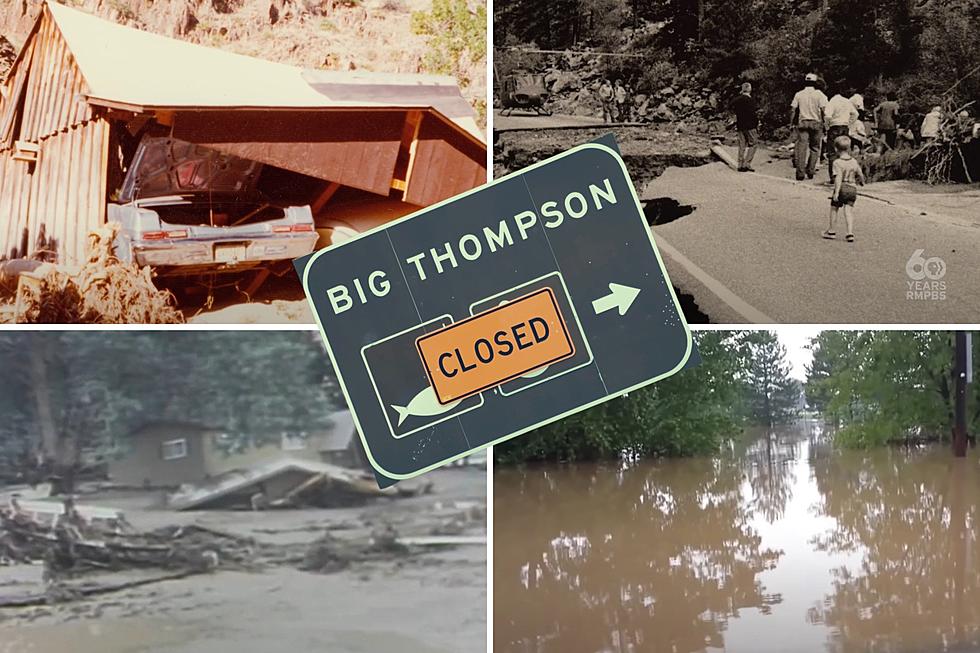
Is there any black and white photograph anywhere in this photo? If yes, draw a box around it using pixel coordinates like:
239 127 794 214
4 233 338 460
493 0 980 323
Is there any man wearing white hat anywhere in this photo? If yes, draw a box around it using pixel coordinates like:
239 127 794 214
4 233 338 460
790 73 829 181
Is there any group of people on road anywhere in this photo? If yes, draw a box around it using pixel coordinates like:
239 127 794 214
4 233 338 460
728 72 978 244
597 78 631 123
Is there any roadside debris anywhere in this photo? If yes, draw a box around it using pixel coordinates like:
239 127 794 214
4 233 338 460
300 523 407 574
0 466 485 612
0 224 183 324
1 502 220 570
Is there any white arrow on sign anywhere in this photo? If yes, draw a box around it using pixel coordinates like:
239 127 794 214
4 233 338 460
592 283 641 316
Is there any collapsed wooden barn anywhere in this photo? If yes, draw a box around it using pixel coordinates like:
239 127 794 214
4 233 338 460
0 1 486 265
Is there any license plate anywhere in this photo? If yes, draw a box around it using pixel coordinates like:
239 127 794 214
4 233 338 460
214 244 248 263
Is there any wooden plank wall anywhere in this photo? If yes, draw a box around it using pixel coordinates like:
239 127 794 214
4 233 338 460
0 119 110 263
0 7 104 264
404 114 487 207
173 110 406 196
0 7 92 145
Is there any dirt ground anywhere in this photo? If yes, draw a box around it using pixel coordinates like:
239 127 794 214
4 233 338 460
0 468 486 653
493 124 713 182
177 273 315 324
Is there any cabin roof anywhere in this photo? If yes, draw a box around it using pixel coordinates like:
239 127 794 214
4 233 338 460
40 1 482 141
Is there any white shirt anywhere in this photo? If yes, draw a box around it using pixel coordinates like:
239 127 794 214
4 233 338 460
791 87 829 123
825 94 858 127
921 110 942 139
849 118 867 141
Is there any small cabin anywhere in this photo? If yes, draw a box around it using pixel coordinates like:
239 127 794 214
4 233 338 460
0 1 486 264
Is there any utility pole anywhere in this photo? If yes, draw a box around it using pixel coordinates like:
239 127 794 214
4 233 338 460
952 331 971 457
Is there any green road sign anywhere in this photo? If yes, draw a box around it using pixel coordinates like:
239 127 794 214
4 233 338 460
297 137 696 486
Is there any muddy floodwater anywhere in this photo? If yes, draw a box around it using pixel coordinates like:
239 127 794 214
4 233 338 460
0 468 486 653
494 421 980 653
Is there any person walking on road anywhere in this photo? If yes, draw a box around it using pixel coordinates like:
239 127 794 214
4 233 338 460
791 73 828 180
823 135 865 243
598 79 614 123
874 92 901 149
614 79 628 122
825 88 859 182
730 82 760 172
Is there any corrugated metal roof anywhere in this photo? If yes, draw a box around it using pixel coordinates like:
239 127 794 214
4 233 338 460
45 1 483 141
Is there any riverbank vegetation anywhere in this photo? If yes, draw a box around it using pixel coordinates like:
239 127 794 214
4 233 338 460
806 331 979 448
494 330 801 464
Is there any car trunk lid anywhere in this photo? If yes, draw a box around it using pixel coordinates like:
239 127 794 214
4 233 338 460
119 136 261 203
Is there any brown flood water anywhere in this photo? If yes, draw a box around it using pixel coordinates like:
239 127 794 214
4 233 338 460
494 420 980 653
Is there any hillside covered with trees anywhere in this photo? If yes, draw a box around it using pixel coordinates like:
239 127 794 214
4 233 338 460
495 0 979 134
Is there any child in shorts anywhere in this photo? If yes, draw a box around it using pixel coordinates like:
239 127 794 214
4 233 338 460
822 135 865 243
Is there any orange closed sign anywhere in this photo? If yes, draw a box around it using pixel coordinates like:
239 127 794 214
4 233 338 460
416 288 575 404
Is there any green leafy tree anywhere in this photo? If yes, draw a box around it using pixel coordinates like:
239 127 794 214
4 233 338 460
412 0 487 86
805 330 862 420
495 331 752 464
906 0 980 110
0 332 341 493
805 331 979 448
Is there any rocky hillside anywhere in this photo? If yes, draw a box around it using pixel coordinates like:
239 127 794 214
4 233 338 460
1 0 486 126
498 50 727 135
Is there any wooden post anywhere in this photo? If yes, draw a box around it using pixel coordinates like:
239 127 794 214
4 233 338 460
952 331 968 457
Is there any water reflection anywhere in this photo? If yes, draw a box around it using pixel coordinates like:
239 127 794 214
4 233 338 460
494 420 980 653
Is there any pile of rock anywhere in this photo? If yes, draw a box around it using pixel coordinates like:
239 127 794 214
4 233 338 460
642 81 721 123
516 52 728 133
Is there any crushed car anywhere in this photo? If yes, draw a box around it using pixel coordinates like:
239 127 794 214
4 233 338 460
109 137 318 277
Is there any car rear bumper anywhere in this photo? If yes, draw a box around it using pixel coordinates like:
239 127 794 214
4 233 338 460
133 234 317 275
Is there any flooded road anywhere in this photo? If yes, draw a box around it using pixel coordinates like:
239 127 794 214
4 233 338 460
494 421 980 653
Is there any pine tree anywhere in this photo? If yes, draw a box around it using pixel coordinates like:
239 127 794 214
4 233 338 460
745 331 800 428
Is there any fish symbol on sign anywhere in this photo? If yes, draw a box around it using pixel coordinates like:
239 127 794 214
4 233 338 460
391 386 463 426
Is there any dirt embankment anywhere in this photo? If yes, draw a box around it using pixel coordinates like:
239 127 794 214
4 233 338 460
0 0 486 126
494 126 714 187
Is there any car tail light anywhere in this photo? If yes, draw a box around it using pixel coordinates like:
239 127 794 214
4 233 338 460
273 224 314 233
142 230 188 240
